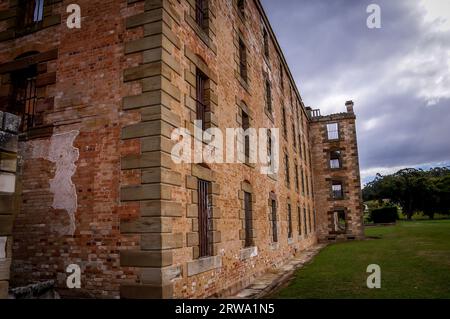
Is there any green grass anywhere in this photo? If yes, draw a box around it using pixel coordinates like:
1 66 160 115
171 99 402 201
273 220 450 299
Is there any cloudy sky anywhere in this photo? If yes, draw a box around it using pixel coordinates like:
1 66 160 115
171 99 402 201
261 0 450 184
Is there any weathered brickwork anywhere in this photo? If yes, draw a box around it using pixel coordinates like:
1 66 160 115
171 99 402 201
0 0 363 299
309 102 365 242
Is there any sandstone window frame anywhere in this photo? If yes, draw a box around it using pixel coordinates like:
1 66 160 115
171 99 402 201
239 181 256 249
287 202 293 240
294 162 299 192
237 0 246 21
186 164 221 262
297 205 302 237
195 68 209 130
329 207 348 235
268 192 278 244
326 122 340 141
264 73 272 115
303 206 308 234
234 31 250 92
236 99 255 168
184 48 218 132
198 178 213 257
186 0 217 53
330 149 343 169
281 105 287 138
284 152 290 188
331 180 344 200
279 61 284 90
262 26 269 60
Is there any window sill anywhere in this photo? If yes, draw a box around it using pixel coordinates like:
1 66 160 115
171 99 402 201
240 246 258 261
288 238 294 245
187 255 222 277
270 242 279 250
185 13 217 54
18 125 53 141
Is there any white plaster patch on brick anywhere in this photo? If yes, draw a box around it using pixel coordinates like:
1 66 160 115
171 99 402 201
0 237 6 259
21 131 80 236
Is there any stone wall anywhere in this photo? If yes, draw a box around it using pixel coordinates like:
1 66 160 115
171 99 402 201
310 102 365 242
0 0 363 299
0 111 20 299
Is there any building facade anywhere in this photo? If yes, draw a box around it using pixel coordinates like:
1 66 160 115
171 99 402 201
0 0 363 299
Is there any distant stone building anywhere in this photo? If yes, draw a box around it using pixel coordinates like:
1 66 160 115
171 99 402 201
0 0 363 299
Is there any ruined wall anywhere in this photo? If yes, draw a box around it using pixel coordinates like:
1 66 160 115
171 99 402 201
0 111 20 299
0 0 142 298
0 0 363 299
310 103 365 242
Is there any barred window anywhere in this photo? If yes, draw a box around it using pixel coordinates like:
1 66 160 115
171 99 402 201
196 69 208 130
297 206 302 236
242 110 250 161
195 0 208 30
271 196 277 243
244 192 253 247
239 38 248 83
285 154 290 187
198 179 213 257
9 65 38 132
287 203 293 239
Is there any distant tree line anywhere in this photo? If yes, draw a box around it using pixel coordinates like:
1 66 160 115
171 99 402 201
363 167 450 220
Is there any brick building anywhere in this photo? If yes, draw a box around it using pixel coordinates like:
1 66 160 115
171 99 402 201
0 0 363 299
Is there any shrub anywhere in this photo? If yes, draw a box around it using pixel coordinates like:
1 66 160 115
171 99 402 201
370 206 399 223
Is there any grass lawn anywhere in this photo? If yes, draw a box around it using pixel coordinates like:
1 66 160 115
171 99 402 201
273 220 450 299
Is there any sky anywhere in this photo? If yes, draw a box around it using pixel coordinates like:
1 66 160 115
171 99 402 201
261 0 450 185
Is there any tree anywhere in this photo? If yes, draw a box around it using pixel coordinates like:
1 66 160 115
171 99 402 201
362 167 450 220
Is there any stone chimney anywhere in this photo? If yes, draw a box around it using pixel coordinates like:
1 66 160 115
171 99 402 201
345 100 354 113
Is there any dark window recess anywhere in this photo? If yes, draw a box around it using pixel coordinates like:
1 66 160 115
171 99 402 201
198 179 213 257
332 181 344 199
282 107 287 136
334 210 346 233
196 69 208 130
292 123 297 149
303 207 308 234
263 28 269 58
285 154 290 187
330 150 342 169
195 0 207 30
295 164 299 191
267 129 272 167
18 0 44 28
298 206 302 235
308 208 312 234
265 78 272 113
239 38 248 83
271 199 278 243
287 203 293 239
280 63 284 89
237 0 245 18
244 192 253 247
242 111 250 160
301 169 305 195
7 65 38 132
313 210 317 231
306 174 310 196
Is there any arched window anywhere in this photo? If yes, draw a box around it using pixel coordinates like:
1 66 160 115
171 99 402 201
8 59 38 132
